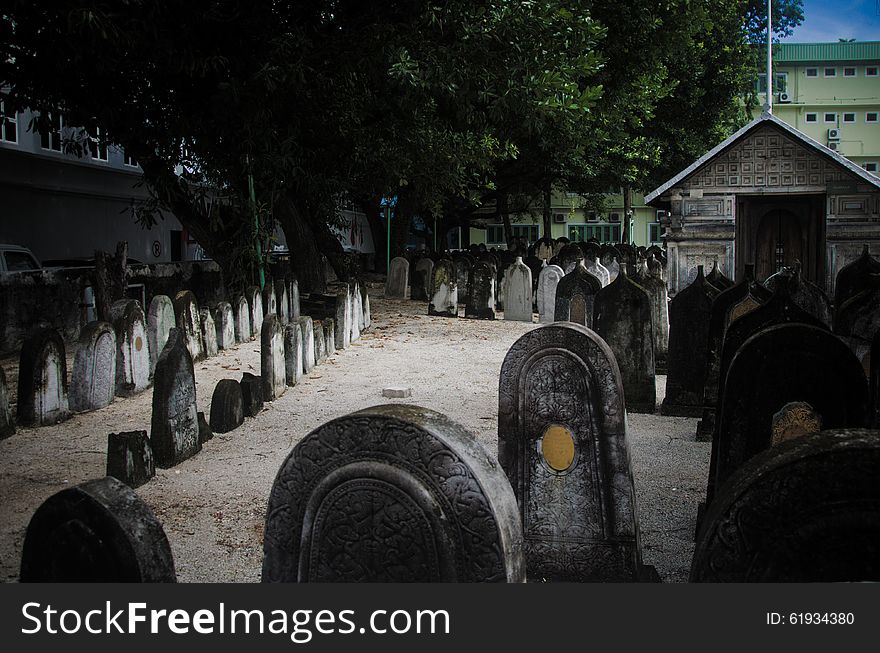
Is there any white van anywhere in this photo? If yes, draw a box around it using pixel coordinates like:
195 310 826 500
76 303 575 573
0 244 42 273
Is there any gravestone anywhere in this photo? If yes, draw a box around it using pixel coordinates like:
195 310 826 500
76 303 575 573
324 319 335 358
247 286 264 339
150 328 200 468
593 266 656 413
107 430 154 488
349 283 361 343
502 257 533 322
335 287 351 350
834 284 880 343
199 309 219 358
706 260 733 291
234 294 251 343
240 373 264 417
706 322 868 507
385 257 409 299
277 282 290 325
198 411 212 444
0 366 13 439
535 238 555 261
586 256 610 287
465 261 496 319
498 323 655 582
147 295 175 373
455 257 473 306
536 264 564 324
554 261 601 328
262 404 525 582
300 316 316 372
17 328 71 426
872 329 880 428
661 267 719 416
284 323 303 386
214 301 236 350
354 282 366 332
70 321 116 413
523 256 543 303
411 257 434 301
261 315 286 401
209 379 245 433
557 243 584 275
314 320 327 363
428 259 458 317
639 264 669 370
692 429 880 582
765 264 832 327
110 299 151 397
19 477 176 582
263 280 278 317
173 290 205 362
600 247 620 283
771 401 822 446
834 245 880 308
360 287 371 330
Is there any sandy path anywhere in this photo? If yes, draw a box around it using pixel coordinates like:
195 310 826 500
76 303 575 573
0 282 709 582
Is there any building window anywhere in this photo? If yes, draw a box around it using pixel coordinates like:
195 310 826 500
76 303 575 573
866 66 878 77
757 72 788 93
648 223 662 245
805 113 818 123
123 151 138 167
864 162 878 173
88 127 108 161
824 67 836 77
40 112 63 151
824 112 837 123
486 224 539 245
586 210 598 222
569 224 621 243
843 67 857 77
0 101 16 144
486 225 504 244
805 67 818 77
843 112 856 124
867 112 879 124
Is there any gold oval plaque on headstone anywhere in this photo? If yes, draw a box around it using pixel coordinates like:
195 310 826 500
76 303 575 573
135 336 143 352
542 424 576 472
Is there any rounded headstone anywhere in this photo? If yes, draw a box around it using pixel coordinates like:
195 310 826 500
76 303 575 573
16 327 70 426
70 321 117 413
209 379 245 433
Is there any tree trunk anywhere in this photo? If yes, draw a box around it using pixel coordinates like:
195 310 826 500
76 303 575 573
111 241 128 302
499 194 514 250
622 185 632 244
93 242 129 321
542 185 552 239
275 197 327 294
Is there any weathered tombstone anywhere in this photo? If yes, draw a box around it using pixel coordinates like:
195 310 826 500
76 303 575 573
465 261 496 319
277 282 290 325
834 245 880 308
107 430 154 488
640 264 669 370
199 308 219 358
692 429 880 582
360 287 371 330
214 301 236 350
69 321 117 413
0 366 14 439
502 257 533 322
412 257 434 301
198 411 212 444
428 259 458 317
455 257 473 306
834 284 880 343
110 299 151 397
284 323 304 386
324 319 335 358
150 328 201 468
586 256 610 287
557 243 584 275
349 283 361 342
314 320 327 363
765 263 832 327
870 328 880 428
263 280 278 317
593 265 656 413
335 287 351 350
706 260 733 290
535 238 554 261
17 327 71 426
173 290 205 362
147 295 175 373
354 281 366 332
240 372 264 417
209 379 245 433
300 316 316 372
661 267 719 416
261 315 286 401
247 286 263 339
706 322 868 506
771 401 823 446
385 256 409 299
523 256 543 302
234 294 251 343
498 323 655 582
536 264 564 324
262 404 525 582
19 476 176 582
553 261 601 328
288 276 301 323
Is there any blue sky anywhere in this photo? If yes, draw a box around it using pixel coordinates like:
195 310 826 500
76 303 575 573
784 0 880 42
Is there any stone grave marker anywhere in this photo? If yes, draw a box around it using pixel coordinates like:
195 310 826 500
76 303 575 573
502 257 533 322
428 259 458 317
240 373 263 417
553 261 601 328
110 299 151 397
199 308 219 358
557 243 584 275
262 404 525 582
248 286 264 339
354 281 366 332
692 429 880 582
300 316 316 372
412 258 434 301
150 327 200 468
263 280 278 317
765 263 832 327
19 477 176 582
261 315 286 401
0 366 13 439
771 401 823 446
69 321 116 413
234 294 251 343
498 323 655 582
834 245 880 308
314 320 327 363
147 295 175 373
289 276 301 322
455 257 473 306
335 287 351 350
173 290 205 362
361 288 371 330
640 264 669 370
465 260 496 319
214 301 236 350
17 327 71 426
385 256 409 299
284 323 303 386
586 256 610 287
210 379 244 433
349 283 361 342
277 282 290 325
536 264 564 324
107 430 154 488
834 283 880 344
324 319 335 358
593 265 656 413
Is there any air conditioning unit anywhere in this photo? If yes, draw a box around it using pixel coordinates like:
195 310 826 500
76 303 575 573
778 92 792 103
610 212 620 223
828 141 840 151
553 213 566 224
828 128 842 140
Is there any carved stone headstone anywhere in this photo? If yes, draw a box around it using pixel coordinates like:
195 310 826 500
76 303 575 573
17 327 71 426
503 257 533 322
107 430 154 488
70 321 116 413
554 261 601 328
209 379 244 433
593 266 656 413
465 261 496 319
234 294 251 343
536 264 564 324
640 265 669 370
262 404 525 582
455 257 473 306
771 401 822 446
586 256 610 287
110 299 151 397
692 429 880 582
214 301 236 350
261 315 286 401
277 282 290 325
199 308 218 358
284 323 303 386
765 264 832 327
240 372 264 417
0 366 14 439
173 290 205 362
428 259 458 317
557 243 584 275
834 245 880 308
289 276 301 323
385 256 410 299
335 287 351 350
314 320 327 363
19 476 176 582
361 288 371 330
324 319 335 358
412 257 434 301
150 328 200 468
498 323 654 582
349 282 361 343
147 295 175 373
263 280 277 317
834 284 880 344
247 286 264 339
300 316 316 372
706 260 733 291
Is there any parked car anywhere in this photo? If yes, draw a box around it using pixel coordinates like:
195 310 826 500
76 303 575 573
0 244 42 273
